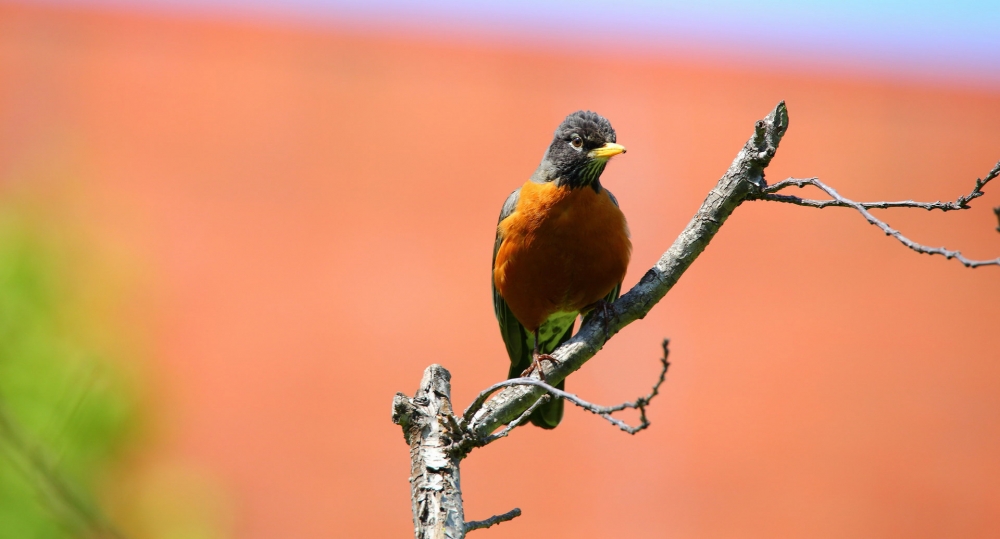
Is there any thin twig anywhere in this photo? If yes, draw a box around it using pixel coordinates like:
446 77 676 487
476 378 641 433
764 160 999 212
460 382 498 428
464 508 522 533
994 206 1000 233
478 395 550 447
466 341 670 436
758 162 1000 268
610 339 671 431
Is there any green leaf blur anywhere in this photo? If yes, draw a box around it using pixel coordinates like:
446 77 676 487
0 212 137 539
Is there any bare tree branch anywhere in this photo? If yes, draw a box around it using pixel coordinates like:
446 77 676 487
392 366 465 539
394 102 788 537
464 508 522 534
462 339 670 442
474 395 550 447
392 103 789 537
393 101 999 537
395 359 669 539
758 162 1000 267
763 161 999 212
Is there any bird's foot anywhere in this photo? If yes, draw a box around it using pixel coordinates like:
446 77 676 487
521 353 559 381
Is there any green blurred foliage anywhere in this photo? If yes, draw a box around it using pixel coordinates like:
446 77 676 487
0 212 138 539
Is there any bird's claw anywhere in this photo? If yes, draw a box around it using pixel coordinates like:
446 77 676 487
522 353 559 381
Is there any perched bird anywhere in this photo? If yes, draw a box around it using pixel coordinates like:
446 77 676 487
492 111 631 429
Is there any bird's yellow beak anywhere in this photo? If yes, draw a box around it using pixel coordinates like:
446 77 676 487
589 142 627 160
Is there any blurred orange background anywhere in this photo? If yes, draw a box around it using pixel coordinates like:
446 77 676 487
2 2 1000 538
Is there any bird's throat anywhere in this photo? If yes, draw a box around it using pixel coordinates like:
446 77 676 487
555 159 608 192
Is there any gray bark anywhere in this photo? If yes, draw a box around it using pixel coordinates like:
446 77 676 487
392 366 465 539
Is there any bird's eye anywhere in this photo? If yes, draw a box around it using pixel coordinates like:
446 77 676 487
570 135 583 150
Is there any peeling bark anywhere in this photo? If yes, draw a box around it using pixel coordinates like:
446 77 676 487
393 365 465 539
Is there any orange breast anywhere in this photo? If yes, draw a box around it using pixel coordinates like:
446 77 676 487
494 180 631 331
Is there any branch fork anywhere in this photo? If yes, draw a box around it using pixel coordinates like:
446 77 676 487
392 341 670 538
756 162 1000 267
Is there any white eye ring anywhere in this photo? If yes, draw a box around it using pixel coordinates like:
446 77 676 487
569 135 583 151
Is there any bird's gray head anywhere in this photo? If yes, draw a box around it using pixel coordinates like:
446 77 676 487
534 111 625 191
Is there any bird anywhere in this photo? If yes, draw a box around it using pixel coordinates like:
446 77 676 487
492 110 631 429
